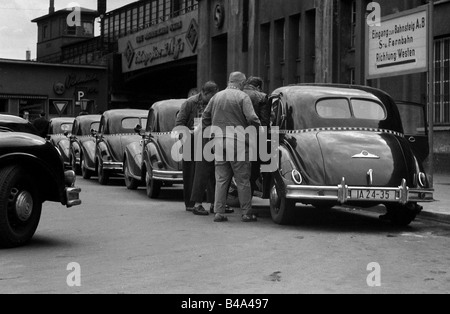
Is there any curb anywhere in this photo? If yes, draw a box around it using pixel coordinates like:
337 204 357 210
417 211 450 225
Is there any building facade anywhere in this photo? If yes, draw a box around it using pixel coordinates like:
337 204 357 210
0 59 108 120
196 0 450 172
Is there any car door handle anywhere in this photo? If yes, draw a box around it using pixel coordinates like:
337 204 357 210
408 136 416 143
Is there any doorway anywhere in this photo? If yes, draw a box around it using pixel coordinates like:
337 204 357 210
211 34 228 90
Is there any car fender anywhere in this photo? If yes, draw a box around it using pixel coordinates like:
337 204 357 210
96 140 111 164
143 141 163 171
125 141 143 179
81 140 97 169
0 153 64 204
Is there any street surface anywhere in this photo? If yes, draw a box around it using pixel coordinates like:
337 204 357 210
1 177 450 294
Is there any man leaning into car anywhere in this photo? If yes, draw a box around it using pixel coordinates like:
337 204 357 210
176 81 219 215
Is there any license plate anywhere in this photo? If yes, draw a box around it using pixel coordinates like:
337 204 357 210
350 189 396 201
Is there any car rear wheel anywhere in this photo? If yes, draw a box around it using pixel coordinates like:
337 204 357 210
270 183 295 225
385 203 422 226
97 161 109 185
0 165 42 248
124 160 139 190
146 168 161 199
71 154 81 176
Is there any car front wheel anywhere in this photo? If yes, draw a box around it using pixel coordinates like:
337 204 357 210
81 157 93 180
97 161 109 185
71 153 81 175
0 165 42 248
270 183 295 225
124 160 139 190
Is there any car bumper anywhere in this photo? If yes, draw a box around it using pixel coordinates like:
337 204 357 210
153 170 183 182
102 162 123 171
285 178 434 205
64 170 81 207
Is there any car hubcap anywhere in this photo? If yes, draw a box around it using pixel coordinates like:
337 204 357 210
270 185 281 215
11 189 33 222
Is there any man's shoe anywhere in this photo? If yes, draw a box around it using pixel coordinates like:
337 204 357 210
225 206 235 214
193 205 209 216
214 214 228 222
242 214 258 222
186 207 194 212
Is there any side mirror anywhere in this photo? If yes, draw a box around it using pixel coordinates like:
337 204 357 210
91 129 97 137
134 124 143 135
64 131 70 137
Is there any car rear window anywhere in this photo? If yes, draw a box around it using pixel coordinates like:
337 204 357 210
121 118 147 132
60 123 73 133
316 98 386 121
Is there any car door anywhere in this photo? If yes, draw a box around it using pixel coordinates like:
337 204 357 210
396 101 429 163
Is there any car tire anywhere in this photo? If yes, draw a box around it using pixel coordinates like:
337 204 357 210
97 161 109 185
124 160 139 190
270 183 295 225
385 203 422 226
81 157 93 180
146 168 161 199
0 165 42 248
71 154 81 176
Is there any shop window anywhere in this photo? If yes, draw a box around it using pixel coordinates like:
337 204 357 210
83 22 94 36
434 38 450 125
0 99 8 113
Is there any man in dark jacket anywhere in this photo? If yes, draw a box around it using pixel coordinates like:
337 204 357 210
32 112 50 138
243 77 270 196
176 81 219 215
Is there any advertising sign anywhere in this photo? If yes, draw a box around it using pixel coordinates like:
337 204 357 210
119 11 199 74
366 6 428 80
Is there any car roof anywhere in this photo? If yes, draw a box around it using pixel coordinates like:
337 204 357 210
102 109 148 118
75 114 102 123
271 84 403 133
0 114 29 125
151 99 186 112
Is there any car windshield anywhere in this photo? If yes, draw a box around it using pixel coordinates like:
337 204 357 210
316 98 386 121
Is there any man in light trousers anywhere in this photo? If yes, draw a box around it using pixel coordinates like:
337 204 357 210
202 72 261 223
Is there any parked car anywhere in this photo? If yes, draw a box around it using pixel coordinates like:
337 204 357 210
124 99 184 197
0 114 81 248
69 115 101 178
47 117 75 168
264 84 433 226
95 109 148 185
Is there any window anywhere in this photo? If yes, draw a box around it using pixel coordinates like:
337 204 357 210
83 22 93 36
434 37 450 125
316 98 386 120
316 99 352 119
67 26 77 35
350 0 357 49
122 118 147 131
351 99 386 120
0 99 8 113
42 25 49 39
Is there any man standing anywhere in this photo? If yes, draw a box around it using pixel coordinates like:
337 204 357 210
32 112 50 138
243 76 270 195
176 81 219 215
202 72 261 223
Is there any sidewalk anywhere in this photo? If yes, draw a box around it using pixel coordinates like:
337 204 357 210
420 173 450 223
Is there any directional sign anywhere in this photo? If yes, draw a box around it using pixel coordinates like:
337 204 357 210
366 6 428 80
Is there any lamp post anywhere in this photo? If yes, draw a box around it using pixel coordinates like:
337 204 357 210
80 99 90 115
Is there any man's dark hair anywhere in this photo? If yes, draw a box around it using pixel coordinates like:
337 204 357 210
202 81 219 94
246 76 263 89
